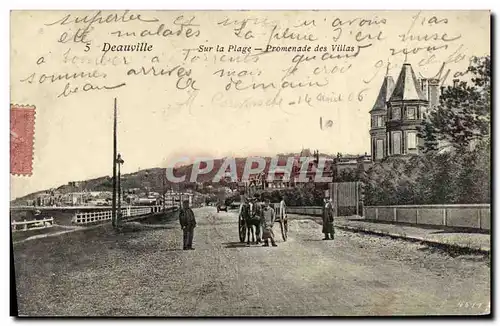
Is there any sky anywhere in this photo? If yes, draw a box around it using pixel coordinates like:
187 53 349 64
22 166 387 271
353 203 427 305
10 10 490 199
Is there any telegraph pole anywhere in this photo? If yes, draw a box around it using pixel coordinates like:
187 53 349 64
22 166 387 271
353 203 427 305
112 98 118 228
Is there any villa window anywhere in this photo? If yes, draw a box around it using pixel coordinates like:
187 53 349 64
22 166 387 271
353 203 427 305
372 115 385 127
392 131 402 155
406 106 417 120
421 106 428 119
407 132 417 153
375 139 384 160
372 138 376 159
377 116 385 127
392 107 401 120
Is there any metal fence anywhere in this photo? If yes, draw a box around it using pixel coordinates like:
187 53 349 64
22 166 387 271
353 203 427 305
72 206 165 225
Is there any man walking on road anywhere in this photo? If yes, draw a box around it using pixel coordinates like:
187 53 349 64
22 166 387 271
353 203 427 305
322 197 335 240
179 200 196 250
279 195 287 222
261 199 278 247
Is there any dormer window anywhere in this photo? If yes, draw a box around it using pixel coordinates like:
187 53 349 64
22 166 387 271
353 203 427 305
372 115 385 127
406 106 417 120
377 116 385 127
391 107 401 120
421 106 428 119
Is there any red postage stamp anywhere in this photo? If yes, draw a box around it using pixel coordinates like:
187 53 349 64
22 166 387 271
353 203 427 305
10 104 35 176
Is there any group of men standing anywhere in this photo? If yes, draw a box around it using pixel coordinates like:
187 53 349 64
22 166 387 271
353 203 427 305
177 194 336 250
241 195 282 247
240 194 335 244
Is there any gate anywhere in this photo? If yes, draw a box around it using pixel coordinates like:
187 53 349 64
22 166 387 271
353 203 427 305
329 182 361 217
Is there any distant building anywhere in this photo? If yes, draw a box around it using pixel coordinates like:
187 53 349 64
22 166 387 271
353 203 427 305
148 192 160 198
291 156 334 185
127 188 141 194
163 191 193 206
86 191 103 197
369 63 440 162
267 167 292 188
333 154 373 176
134 198 160 206
34 193 53 206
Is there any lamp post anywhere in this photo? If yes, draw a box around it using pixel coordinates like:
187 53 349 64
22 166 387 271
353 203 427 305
162 167 167 213
112 98 118 228
177 183 181 208
116 153 125 225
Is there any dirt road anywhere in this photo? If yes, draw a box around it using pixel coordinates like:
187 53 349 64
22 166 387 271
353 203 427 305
13 207 490 316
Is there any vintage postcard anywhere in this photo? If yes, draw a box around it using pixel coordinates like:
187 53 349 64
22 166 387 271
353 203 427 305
10 10 491 317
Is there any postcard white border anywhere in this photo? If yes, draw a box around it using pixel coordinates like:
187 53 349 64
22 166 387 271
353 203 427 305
3 1 496 325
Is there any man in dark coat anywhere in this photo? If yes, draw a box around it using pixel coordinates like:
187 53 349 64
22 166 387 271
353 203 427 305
179 200 197 250
322 198 335 240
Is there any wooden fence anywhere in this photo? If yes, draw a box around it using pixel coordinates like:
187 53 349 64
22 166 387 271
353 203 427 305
330 181 361 216
11 217 54 232
286 206 323 216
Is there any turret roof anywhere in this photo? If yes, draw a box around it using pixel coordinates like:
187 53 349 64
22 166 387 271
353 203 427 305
369 75 395 113
389 63 427 101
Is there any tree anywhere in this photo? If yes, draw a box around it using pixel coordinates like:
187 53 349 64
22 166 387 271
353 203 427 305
416 152 460 204
453 141 491 204
363 147 490 206
420 56 491 152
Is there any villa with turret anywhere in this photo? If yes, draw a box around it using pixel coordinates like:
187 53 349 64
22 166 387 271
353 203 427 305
369 63 440 162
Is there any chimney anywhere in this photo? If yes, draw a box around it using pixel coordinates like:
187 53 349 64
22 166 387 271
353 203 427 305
421 78 429 101
428 78 440 109
453 79 459 88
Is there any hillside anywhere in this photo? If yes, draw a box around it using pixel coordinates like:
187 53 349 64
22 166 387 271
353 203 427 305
12 151 343 204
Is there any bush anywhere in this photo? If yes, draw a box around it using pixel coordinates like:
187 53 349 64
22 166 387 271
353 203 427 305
253 186 326 206
363 143 490 205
